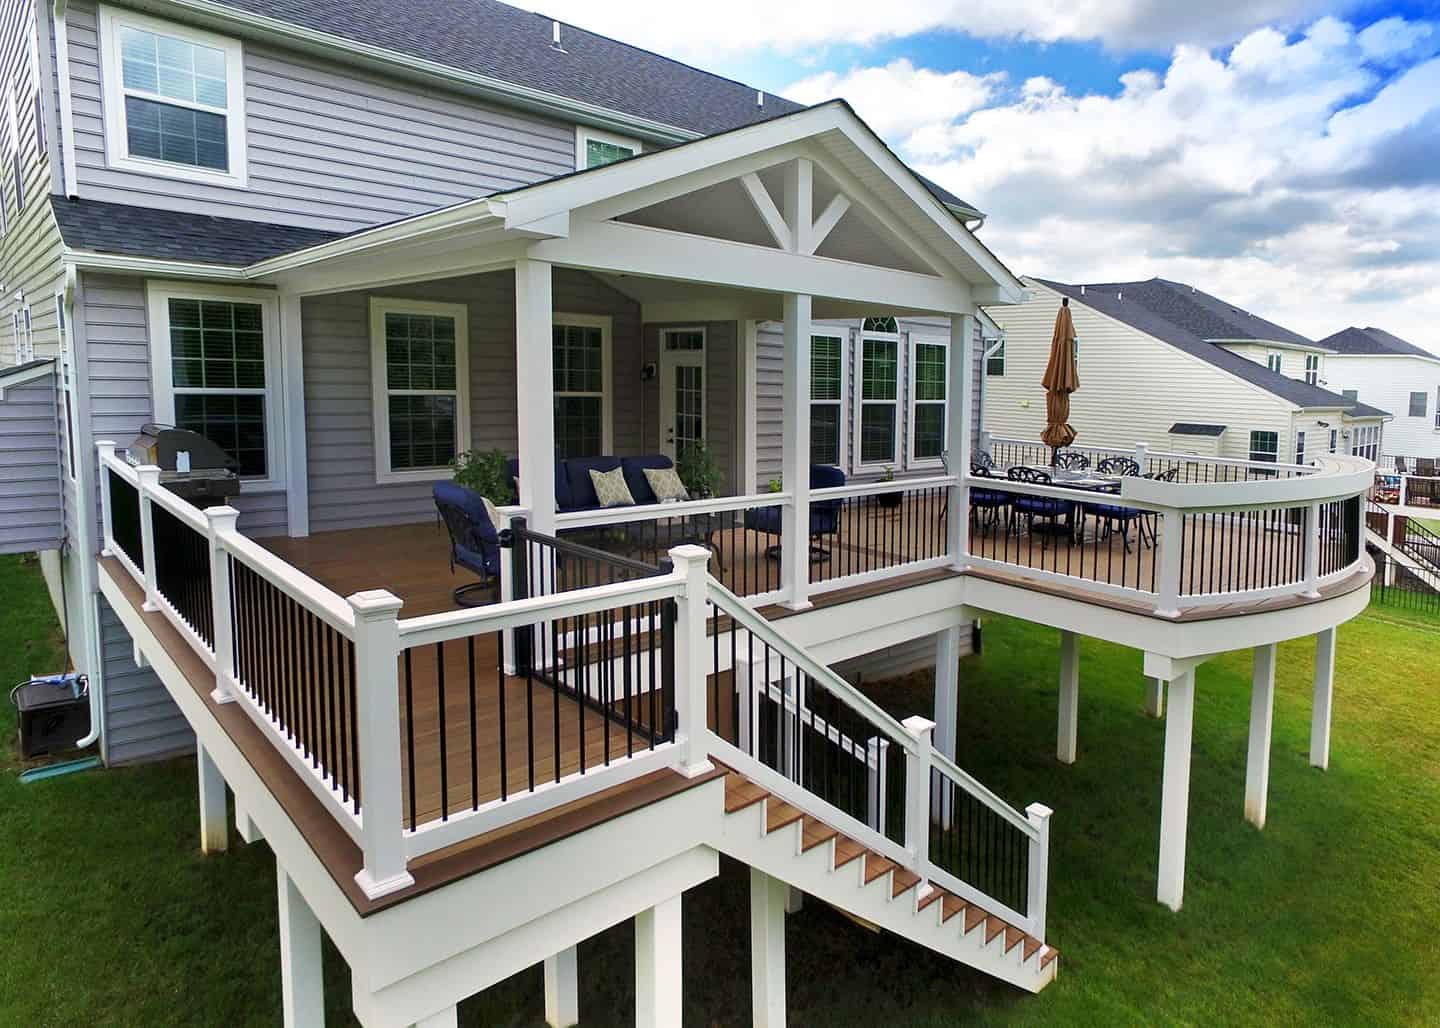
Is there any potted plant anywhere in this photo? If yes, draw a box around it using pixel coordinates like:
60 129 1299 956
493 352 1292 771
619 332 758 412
877 466 903 509
676 440 721 499
767 476 784 494
450 449 515 507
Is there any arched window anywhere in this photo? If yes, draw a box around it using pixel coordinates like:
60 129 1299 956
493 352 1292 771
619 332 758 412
862 316 897 334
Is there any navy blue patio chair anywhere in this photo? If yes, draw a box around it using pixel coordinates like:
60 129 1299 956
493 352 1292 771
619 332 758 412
1006 465 1072 545
1081 458 1149 551
969 463 1012 532
433 481 502 607
745 464 845 560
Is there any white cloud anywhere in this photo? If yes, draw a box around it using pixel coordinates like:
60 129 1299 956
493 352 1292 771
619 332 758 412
511 0 1351 58
796 17 1440 349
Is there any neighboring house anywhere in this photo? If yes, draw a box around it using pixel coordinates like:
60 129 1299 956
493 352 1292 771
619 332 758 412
1317 327 1440 464
984 278 1390 466
0 3 1378 1025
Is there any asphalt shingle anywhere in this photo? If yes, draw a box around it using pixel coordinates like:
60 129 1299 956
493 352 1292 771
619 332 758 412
1317 326 1438 361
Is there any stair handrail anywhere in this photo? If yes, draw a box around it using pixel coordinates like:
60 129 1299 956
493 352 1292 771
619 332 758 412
930 748 1038 839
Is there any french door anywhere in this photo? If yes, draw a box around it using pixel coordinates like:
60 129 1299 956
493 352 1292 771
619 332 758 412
659 328 706 461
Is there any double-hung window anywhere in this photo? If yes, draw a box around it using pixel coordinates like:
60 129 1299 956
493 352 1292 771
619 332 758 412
1265 353 1282 374
1409 391 1427 418
857 321 900 467
147 283 282 487
99 7 247 186
18 305 33 363
908 337 948 465
1295 431 1306 465
810 334 844 466
1248 430 1278 465
1304 354 1320 386
370 298 470 483
984 337 1005 376
553 314 611 459
576 127 640 170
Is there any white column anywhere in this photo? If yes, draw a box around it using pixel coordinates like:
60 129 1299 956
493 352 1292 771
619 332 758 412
1144 678 1164 719
780 292 812 611
750 868 787 1028
349 589 415 900
635 895 683 1028
1311 627 1336 770
932 625 962 763
1057 630 1079 765
1025 803 1053 939
277 865 325 1028
670 544 717 778
235 803 264 844
1157 669 1196 911
136 464 162 611
279 293 310 538
543 946 579 1028
902 715 936 879
197 742 228 854
515 258 557 539
206 505 240 704
1245 643 1277 829
948 313 976 568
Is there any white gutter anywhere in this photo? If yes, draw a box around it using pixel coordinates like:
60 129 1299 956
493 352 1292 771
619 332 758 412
63 250 250 281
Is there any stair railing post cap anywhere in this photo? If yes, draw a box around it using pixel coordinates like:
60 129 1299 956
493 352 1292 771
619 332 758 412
1025 802 1054 822
901 714 936 738
347 589 404 618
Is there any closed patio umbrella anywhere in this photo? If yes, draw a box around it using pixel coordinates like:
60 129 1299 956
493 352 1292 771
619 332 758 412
1040 298 1080 458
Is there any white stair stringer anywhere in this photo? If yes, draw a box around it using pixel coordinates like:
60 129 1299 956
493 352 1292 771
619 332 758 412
715 782 1059 994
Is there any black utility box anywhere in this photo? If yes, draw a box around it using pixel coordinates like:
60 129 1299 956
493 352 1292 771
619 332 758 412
15 677 90 758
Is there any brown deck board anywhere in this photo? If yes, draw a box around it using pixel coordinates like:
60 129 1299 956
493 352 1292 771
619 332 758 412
863 852 896 884
941 893 968 922
800 816 839 852
833 837 866 868
765 799 804 834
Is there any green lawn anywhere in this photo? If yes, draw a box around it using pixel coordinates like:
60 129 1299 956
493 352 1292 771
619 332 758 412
2 553 1438 1026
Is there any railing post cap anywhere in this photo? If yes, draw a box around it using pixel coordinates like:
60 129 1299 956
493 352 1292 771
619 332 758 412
901 714 936 737
203 504 241 525
347 589 404 618
135 464 162 480
96 439 116 451
1026 802 1054 822
668 544 713 567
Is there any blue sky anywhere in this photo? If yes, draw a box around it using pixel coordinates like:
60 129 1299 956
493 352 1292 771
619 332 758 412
521 1 1440 350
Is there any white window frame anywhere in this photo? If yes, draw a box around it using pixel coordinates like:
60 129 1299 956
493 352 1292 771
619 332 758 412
575 126 641 171
854 324 901 469
369 297 471 485
1304 353 1320 386
19 304 33 362
553 312 613 456
97 5 248 188
809 332 847 469
10 309 20 364
6 88 22 213
984 335 1005 377
28 18 44 154
147 282 284 490
1265 353 1282 374
1408 390 1428 418
57 291 79 483
1248 429 1279 464
906 335 948 469
1294 430 1306 465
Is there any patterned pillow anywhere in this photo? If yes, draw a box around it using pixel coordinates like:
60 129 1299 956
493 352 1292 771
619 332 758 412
643 466 690 502
589 466 636 508
480 495 506 534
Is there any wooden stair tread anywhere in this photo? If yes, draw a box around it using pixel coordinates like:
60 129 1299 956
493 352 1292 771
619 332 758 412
1022 937 1041 961
1003 925 1026 953
1040 947 1060 969
724 774 769 813
917 888 946 912
765 799 804 834
833 837 866 868
963 906 987 933
800 816 839 852
941 893 968 922
863 853 897 884
984 915 1006 945
891 869 921 897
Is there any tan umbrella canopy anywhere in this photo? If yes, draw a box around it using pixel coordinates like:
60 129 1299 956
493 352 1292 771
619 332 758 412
1040 298 1080 456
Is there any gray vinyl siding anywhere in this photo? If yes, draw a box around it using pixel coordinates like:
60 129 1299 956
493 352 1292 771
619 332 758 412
305 268 643 533
98 594 194 766
65 1 576 232
754 323 783 490
0 371 64 552
641 320 740 493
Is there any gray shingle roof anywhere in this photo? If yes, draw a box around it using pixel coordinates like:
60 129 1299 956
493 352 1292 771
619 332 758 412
1318 326 1438 361
211 0 977 214
1169 423 1226 436
52 197 342 265
1033 277 1390 419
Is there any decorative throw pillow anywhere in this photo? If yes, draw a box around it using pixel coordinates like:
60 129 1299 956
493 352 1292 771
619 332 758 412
643 466 690 503
589 466 636 508
480 495 506 534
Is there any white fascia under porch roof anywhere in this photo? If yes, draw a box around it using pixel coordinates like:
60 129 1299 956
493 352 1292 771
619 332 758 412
246 101 1025 306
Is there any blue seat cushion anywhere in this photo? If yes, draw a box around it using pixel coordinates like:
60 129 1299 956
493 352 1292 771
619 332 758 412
507 457 572 512
972 489 1010 507
621 455 674 506
563 456 623 512
433 481 501 575
1083 502 1142 520
1014 496 1071 518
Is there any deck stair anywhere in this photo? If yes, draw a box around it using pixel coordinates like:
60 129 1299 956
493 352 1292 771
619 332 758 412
717 770 1059 993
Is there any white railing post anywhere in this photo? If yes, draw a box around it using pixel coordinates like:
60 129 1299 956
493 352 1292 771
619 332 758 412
669 544 717 778
1154 509 1184 617
1302 501 1322 597
96 440 117 556
901 715 936 879
347 589 414 900
1400 475 1409 507
499 519 518 677
136 464 162 612
1025 803 1053 939
866 736 890 833
1134 442 1149 473
206 505 240 704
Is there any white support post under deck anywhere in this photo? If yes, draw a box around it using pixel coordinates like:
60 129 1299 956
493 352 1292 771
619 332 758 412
515 257 557 539
197 741 228 854
780 292 812 610
1245 643 1277 829
635 895 683 1028
932 625 962 764
948 313 976 568
1144 678 1164 718
750 867 787 1028
1157 669 1196 911
1057 630 1079 765
544 946 579 1028
277 865 325 1028
1311 627 1336 770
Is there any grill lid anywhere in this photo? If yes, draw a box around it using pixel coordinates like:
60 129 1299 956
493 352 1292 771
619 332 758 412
129 424 239 473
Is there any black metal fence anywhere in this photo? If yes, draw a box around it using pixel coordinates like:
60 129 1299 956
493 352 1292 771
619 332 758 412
1370 549 1440 617
929 770 1030 918
109 470 144 570
151 503 213 648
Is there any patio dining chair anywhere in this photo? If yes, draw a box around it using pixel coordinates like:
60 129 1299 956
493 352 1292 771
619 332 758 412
1006 465 1072 545
969 463 1012 533
1096 456 1141 477
433 481 502 607
1053 450 1090 471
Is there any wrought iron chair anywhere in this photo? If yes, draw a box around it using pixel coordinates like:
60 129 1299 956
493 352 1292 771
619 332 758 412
969 463 1012 533
1077 455 1150 551
1096 456 1141 477
1006 465 1072 545
1053 450 1090 471
433 482 502 607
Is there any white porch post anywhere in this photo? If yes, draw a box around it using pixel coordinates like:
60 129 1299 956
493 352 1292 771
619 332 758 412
543 946 579 1028
1245 643 1277 829
1144 677 1164 718
780 292 812 610
635 895 683 1028
279 293 310 538
1057 630 1079 765
277 865 325 1028
1311 627 1336 770
948 313 976 568
932 625 962 763
1157 668 1196 911
750 867 787 1028
515 257 557 539
197 741 228 854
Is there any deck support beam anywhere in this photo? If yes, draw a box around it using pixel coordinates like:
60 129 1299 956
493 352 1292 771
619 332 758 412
751 868 788 1027
933 625 962 762
514 257 557 539
780 291 812 610
1057 630 1079 764
1157 669 1196 911
1310 627 1336 770
543 946 579 1028
235 802 263 844
277 866 325 1028
1144 677 1164 718
1245 643 1277 829
635 895 683 1028
197 742 228 854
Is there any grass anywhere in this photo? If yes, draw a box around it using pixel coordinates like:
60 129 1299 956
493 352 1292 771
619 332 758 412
1 553 1438 1026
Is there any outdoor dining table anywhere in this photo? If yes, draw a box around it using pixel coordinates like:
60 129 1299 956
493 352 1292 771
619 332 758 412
1002 465 1124 540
